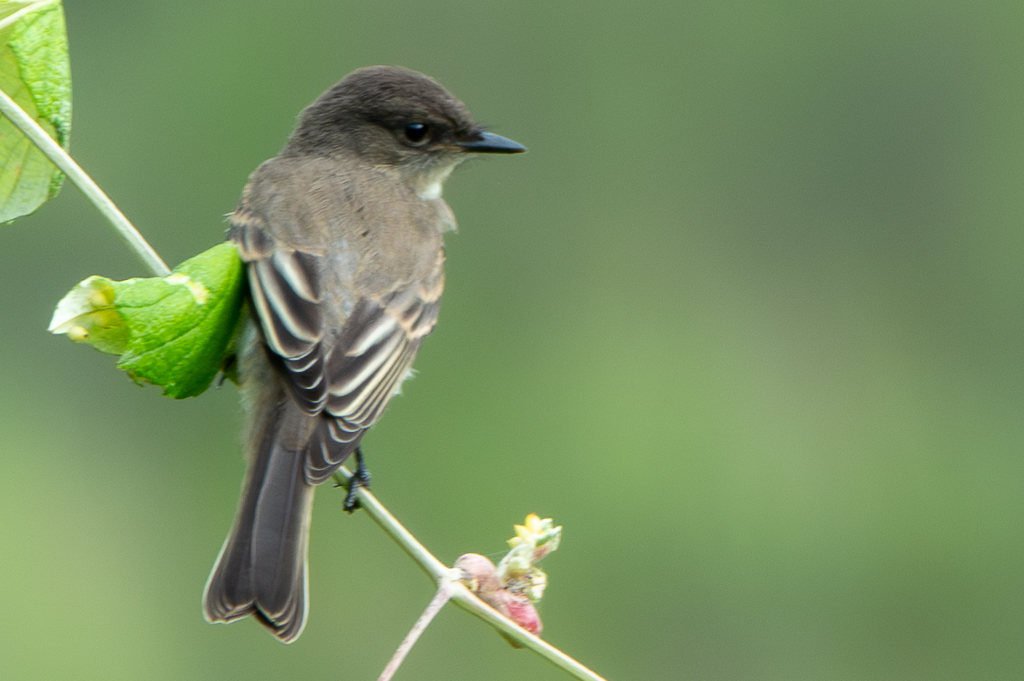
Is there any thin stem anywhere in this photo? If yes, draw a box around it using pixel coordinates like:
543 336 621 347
334 468 449 581
377 586 453 681
447 582 608 681
0 87 170 276
0 0 57 33
334 468 609 681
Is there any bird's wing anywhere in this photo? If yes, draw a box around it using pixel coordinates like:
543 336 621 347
306 284 440 482
229 200 442 485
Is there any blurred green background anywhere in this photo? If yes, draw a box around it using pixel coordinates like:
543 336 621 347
2 1 1022 679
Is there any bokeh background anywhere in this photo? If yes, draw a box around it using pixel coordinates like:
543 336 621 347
2 1 1022 679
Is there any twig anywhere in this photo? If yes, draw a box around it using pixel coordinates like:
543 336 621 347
0 0 58 34
377 585 453 681
446 582 607 681
333 468 450 581
0 86 170 276
334 468 609 681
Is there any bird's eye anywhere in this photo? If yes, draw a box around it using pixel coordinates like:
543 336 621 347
402 123 430 145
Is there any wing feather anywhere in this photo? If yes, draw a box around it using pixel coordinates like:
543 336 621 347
271 250 320 303
328 329 405 398
253 258 321 348
230 207 443 485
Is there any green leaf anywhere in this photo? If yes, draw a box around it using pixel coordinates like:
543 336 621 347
49 243 246 399
0 0 71 223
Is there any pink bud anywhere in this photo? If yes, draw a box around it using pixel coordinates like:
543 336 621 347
456 552 544 646
502 593 542 636
455 553 501 594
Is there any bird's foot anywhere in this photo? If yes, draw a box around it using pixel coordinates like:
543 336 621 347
342 447 371 513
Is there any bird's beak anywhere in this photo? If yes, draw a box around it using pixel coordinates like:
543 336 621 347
456 131 526 154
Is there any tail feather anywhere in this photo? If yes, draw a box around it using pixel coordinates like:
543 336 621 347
203 402 316 644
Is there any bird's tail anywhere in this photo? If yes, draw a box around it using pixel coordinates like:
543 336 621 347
203 399 316 644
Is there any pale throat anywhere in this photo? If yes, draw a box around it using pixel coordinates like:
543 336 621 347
409 159 461 201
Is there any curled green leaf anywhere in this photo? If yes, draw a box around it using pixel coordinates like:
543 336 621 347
49 242 246 398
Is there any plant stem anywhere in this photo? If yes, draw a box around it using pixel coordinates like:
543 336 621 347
0 0 58 34
0 87 170 277
446 582 608 681
334 468 609 681
377 586 453 681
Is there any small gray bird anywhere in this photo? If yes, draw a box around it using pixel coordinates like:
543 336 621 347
202 66 524 643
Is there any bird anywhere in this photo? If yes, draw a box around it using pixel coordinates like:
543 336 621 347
202 65 525 643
